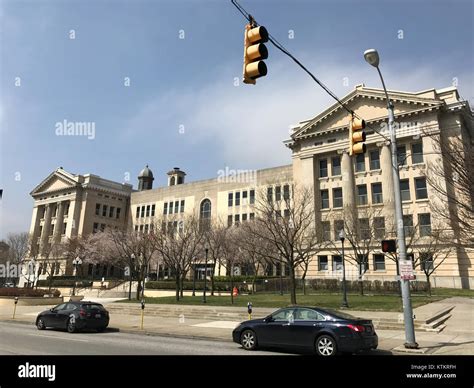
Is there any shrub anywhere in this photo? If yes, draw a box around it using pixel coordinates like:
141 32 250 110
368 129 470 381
36 279 92 288
0 287 60 297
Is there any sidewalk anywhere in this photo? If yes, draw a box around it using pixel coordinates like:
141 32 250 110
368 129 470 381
1 297 471 354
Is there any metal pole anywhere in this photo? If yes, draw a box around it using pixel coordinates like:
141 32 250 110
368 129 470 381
341 238 349 308
192 264 196 296
72 264 77 296
377 66 418 348
203 248 208 303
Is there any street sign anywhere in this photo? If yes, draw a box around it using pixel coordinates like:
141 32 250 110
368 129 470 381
399 259 415 280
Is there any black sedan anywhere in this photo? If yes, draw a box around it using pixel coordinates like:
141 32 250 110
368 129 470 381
232 306 378 356
36 301 109 333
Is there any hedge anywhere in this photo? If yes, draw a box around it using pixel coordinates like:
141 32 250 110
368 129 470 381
36 279 93 288
145 280 249 292
0 287 61 297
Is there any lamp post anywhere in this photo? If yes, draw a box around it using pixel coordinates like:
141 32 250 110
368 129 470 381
129 253 135 301
364 48 418 349
339 230 349 308
72 256 82 296
203 247 208 303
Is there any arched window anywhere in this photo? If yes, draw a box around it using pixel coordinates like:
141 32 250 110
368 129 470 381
199 199 211 231
170 177 176 186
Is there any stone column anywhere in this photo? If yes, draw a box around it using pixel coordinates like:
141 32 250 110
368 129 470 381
53 201 65 242
40 204 53 253
379 142 396 235
341 151 355 208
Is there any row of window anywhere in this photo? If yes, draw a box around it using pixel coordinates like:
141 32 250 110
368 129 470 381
95 203 122 219
162 200 185 215
37 262 61 276
267 185 290 202
320 213 432 241
38 222 67 237
320 177 427 210
227 213 255 227
228 190 255 207
39 202 70 219
92 223 120 233
318 142 424 178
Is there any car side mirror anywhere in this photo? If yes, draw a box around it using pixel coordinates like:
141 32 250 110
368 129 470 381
264 316 273 323
50 308 55 312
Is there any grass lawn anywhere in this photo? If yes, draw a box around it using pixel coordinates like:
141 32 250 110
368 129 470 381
121 293 447 312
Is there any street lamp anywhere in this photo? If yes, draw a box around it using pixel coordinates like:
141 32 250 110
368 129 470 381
129 253 135 301
72 256 82 296
364 48 418 349
203 247 209 303
339 230 349 308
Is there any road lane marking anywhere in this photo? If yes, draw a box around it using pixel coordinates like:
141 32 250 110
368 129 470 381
27 333 90 342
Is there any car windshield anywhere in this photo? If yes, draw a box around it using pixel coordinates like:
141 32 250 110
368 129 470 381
81 304 105 311
323 309 357 320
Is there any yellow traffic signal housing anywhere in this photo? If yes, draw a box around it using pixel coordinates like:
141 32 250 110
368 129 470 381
243 24 269 84
349 116 366 155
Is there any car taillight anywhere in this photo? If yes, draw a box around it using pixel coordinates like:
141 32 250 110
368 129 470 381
347 324 365 332
79 309 87 317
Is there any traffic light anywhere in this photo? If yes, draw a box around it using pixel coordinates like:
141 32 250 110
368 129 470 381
381 239 397 253
349 115 366 156
242 24 269 84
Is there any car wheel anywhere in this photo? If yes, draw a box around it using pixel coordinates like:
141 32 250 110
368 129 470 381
240 330 257 350
315 335 337 356
36 318 46 330
67 317 77 333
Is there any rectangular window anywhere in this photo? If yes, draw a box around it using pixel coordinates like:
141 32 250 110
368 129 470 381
275 186 281 201
62 222 67 235
242 191 248 205
169 202 173 214
319 159 328 178
140 206 145 218
397 145 407 166
369 149 380 170
136 206 140 218
227 215 233 227
250 189 255 204
64 203 69 216
174 201 179 213
331 156 341 176
420 253 434 272
228 192 233 207
134 225 138 232
357 185 368 205
355 154 366 172
373 254 386 271
358 254 369 273
139 225 144 232
109 206 114 218
374 217 385 239
321 190 329 209
95 204 101 216
283 209 290 218
412 143 424 164
415 177 428 199
144 224 149 233
403 215 414 236
180 200 185 213
358 218 370 240
93 222 99 233
333 188 343 208
234 214 240 225
163 203 168 215
242 213 248 222
100 223 106 232
400 179 411 201
249 213 255 220
418 213 431 237
267 187 273 202
318 256 328 271
283 185 290 200
322 221 331 241
334 220 344 238
116 208 121 219
146 205 150 217
234 192 240 206
332 255 342 271
371 183 383 204
151 204 155 217
102 205 108 217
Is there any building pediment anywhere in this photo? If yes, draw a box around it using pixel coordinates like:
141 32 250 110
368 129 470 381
290 86 444 141
30 168 79 197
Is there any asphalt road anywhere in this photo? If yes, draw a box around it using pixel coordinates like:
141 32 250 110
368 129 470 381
0 322 291 355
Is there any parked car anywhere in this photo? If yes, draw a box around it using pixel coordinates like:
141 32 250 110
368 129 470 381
36 301 109 333
232 306 378 356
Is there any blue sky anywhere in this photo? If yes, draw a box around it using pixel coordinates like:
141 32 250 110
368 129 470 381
0 0 473 238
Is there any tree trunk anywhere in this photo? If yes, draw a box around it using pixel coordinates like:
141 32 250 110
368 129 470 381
180 276 184 298
302 277 306 295
426 275 432 297
210 262 215 296
175 273 180 301
289 265 297 305
230 273 234 305
359 265 364 296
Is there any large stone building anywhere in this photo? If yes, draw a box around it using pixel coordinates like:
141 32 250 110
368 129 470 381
23 85 474 288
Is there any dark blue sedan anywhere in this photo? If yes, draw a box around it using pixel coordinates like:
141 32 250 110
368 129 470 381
232 306 378 356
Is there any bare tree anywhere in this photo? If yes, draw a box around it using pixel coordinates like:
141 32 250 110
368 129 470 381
204 220 228 296
425 131 474 245
5 232 29 285
252 184 320 305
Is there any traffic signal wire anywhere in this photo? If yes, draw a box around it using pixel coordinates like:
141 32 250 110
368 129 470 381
230 0 391 143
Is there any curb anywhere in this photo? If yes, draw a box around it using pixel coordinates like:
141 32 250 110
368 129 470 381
392 345 430 354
